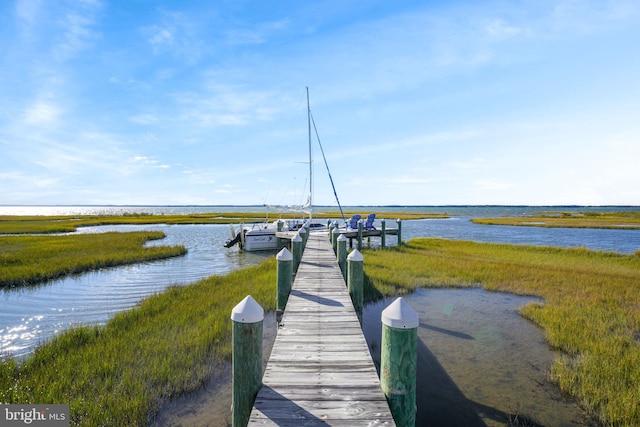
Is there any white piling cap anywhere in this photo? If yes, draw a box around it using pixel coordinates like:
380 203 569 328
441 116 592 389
292 233 303 242
337 234 347 241
276 247 292 261
347 249 363 261
381 297 419 329
298 226 306 234
231 295 264 323
332 227 340 234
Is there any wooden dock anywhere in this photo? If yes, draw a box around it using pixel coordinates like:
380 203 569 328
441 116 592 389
248 232 396 426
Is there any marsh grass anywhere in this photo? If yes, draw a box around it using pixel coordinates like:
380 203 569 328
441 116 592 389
363 238 640 426
0 232 186 287
0 214 275 234
472 211 640 229
0 211 447 234
0 258 277 426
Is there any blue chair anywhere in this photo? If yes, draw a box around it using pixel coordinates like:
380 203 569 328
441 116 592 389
364 213 376 230
346 214 361 230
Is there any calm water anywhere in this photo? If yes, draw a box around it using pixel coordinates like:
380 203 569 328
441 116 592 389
1 205 638 425
1 223 273 358
154 289 592 427
364 289 593 426
1 205 639 357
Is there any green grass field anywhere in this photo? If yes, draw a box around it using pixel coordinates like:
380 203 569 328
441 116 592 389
472 211 640 229
0 211 447 234
0 232 186 287
363 238 640 426
3 232 639 425
0 259 276 426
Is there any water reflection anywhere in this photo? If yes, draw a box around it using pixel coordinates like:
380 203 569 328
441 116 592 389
152 288 593 426
403 217 640 254
1 214 638 358
363 288 593 426
1 224 274 358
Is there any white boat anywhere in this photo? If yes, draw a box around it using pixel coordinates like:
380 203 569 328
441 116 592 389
224 88 344 251
241 222 279 252
225 220 301 251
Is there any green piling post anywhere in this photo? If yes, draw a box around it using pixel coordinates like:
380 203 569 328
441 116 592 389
380 297 418 427
337 234 347 277
329 221 335 240
332 226 340 254
397 219 402 246
292 233 303 273
276 220 284 251
381 219 386 248
357 220 363 251
304 222 310 244
298 226 307 249
276 248 293 318
347 249 364 322
231 295 264 427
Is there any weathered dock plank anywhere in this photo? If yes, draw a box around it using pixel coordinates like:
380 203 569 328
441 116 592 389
248 232 395 426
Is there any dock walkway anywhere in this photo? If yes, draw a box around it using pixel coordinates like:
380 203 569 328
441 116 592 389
248 232 395 426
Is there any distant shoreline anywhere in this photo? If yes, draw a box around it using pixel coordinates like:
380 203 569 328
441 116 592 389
2 204 639 208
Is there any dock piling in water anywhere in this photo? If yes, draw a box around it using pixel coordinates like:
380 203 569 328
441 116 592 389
347 249 364 323
298 226 307 248
381 219 386 248
248 232 396 426
337 234 347 277
381 297 418 427
292 233 303 273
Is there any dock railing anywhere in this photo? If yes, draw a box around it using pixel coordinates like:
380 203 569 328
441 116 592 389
231 230 417 426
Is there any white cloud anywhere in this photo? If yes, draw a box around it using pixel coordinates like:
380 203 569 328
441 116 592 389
49 1 102 61
485 18 526 40
130 114 159 125
473 179 513 192
223 19 290 45
141 10 208 64
23 101 61 124
2 1 639 205
15 0 41 29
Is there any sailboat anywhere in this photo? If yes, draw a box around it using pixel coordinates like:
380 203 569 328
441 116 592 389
225 88 337 251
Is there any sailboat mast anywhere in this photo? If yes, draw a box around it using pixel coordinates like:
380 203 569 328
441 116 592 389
306 87 313 220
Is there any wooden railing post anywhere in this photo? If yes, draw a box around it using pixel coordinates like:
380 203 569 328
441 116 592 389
292 233 303 273
298 226 307 249
276 220 284 251
231 296 264 427
381 219 386 248
332 226 340 254
347 249 363 322
396 219 402 246
276 248 293 320
328 221 336 241
381 297 418 427
337 234 347 277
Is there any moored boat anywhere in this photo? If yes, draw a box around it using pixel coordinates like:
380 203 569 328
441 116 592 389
224 87 344 251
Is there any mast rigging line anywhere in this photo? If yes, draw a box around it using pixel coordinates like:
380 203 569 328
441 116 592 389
309 109 347 224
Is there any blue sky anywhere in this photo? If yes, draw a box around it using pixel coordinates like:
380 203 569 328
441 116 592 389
1 0 639 206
